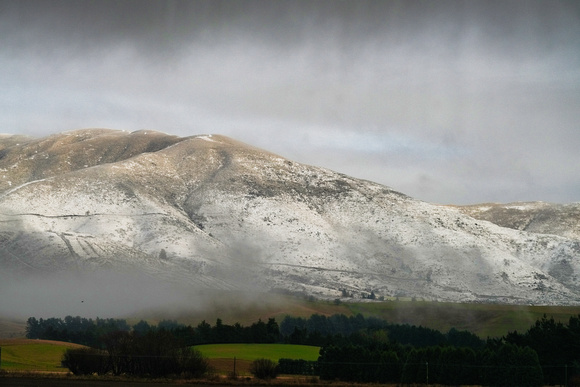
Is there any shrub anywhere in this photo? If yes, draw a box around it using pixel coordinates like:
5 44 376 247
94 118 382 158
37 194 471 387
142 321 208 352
62 347 109 375
178 347 209 378
249 358 278 379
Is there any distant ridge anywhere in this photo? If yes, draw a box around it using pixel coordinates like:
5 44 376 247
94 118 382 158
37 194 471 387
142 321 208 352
456 202 580 240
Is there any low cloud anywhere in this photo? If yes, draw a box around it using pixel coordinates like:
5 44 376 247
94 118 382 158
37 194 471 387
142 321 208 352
0 269 196 319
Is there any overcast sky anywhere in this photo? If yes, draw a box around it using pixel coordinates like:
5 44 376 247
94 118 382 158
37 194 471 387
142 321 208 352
1 0 579 204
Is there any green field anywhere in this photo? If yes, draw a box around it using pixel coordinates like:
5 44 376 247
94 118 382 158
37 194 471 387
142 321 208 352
195 343 320 362
0 339 83 372
0 340 319 374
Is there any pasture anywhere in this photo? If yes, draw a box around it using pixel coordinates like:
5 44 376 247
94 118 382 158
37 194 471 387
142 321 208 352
0 340 319 377
0 339 84 372
195 343 320 361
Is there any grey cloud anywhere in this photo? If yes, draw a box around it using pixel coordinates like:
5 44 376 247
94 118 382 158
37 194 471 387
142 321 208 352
1 0 579 204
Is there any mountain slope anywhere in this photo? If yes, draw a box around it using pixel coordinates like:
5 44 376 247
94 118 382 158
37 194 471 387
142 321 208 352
1 129 579 308
456 202 580 241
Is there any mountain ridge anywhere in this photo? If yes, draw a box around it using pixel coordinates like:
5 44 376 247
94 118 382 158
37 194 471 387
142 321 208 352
1 129 579 311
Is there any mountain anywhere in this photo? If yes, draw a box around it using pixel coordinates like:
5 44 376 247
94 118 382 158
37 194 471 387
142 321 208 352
1 129 579 309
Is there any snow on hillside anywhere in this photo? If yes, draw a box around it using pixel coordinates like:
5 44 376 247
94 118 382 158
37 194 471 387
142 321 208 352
1 130 579 306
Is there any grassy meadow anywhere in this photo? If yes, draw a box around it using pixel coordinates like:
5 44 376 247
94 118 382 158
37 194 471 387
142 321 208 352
195 343 320 362
0 339 84 372
0 339 319 376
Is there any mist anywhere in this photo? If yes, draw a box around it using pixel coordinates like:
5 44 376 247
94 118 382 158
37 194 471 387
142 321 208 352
0 263 283 321
0 269 184 319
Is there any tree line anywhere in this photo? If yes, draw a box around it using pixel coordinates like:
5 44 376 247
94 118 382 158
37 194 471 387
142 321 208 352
317 341 544 386
280 313 484 349
26 316 130 347
503 314 580 385
26 316 280 348
26 313 580 385
315 314 580 386
27 313 482 350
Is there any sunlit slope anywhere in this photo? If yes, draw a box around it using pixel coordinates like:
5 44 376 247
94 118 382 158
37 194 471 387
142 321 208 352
1 129 579 306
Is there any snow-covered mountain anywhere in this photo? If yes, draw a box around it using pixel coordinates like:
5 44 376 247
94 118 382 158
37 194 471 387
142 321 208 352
1 129 579 305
